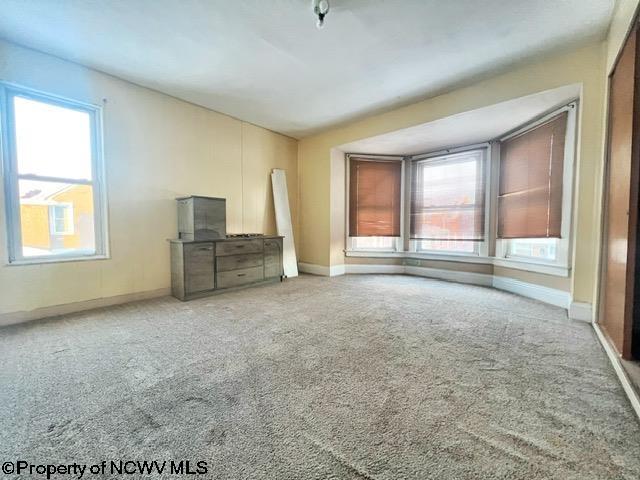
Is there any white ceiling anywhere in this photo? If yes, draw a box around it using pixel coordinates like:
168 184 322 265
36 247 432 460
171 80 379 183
0 1 613 138
338 84 581 155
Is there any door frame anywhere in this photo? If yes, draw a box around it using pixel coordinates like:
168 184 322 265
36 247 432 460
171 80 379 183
597 16 640 360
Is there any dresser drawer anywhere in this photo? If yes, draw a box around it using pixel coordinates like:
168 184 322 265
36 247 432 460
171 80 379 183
216 253 264 272
216 266 264 289
216 239 263 256
183 243 215 293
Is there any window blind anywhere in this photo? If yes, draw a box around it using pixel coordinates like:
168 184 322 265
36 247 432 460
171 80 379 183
348 158 402 237
497 111 567 239
410 150 485 241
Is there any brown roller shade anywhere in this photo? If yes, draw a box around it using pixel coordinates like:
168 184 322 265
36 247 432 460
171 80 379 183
498 111 567 239
349 158 402 237
410 150 485 241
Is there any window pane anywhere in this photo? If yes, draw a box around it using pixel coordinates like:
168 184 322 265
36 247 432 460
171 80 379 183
352 237 395 250
508 238 557 261
19 179 95 257
14 96 93 180
349 159 402 237
411 150 485 242
498 112 566 239
417 240 477 253
420 157 479 206
411 207 483 241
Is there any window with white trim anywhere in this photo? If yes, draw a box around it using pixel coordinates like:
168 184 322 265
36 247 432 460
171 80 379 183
1 84 108 263
410 148 488 255
346 155 404 252
495 103 576 269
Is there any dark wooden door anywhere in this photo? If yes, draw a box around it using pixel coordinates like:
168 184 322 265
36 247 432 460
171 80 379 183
600 24 640 360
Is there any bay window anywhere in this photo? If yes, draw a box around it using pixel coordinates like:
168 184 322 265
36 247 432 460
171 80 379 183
344 101 575 276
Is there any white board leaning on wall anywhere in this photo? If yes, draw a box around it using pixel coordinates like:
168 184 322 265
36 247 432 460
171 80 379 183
271 169 298 278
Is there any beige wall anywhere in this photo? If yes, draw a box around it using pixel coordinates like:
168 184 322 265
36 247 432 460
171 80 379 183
493 267 571 292
298 42 606 304
410 259 493 275
330 148 347 267
342 257 568 291
345 257 404 266
0 41 298 316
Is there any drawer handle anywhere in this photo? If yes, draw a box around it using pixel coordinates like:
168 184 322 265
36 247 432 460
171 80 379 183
235 245 245 248
198 246 213 251
237 273 246 277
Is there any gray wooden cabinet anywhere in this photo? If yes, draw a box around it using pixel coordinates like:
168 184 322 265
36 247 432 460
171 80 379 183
177 195 226 241
170 236 284 300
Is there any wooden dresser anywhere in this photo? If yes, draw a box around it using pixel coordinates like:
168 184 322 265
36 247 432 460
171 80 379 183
170 235 284 301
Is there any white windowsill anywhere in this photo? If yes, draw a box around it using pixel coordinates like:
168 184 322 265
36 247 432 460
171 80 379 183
345 250 404 257
7 254 110 266
345 250 570 276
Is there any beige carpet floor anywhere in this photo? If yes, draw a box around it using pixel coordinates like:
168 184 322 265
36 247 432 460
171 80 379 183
1 274 639 479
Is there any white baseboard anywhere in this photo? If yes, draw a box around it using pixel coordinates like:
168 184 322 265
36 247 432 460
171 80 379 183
330 264 346 276
0 287 171 327
298 262 331 276
297 262 573 312
298 262 346 276
593 323 640 421
405 265 493 287
492 276 571 309
345 264 492 286
345 264 405 274
568 301 593 323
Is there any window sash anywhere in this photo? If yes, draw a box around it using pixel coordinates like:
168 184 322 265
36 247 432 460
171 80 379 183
348 157 403 237
350 236 399 252
1 83 108 263
497 111 567 239
410 149 486 242
494 103 577 269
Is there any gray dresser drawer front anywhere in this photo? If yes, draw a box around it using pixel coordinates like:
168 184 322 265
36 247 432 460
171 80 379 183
184 243 215 293
217 253 264 272
216 239 263 256
216 266 264 289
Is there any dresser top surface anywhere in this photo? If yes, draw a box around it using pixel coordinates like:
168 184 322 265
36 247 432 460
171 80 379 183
169 235 283 244
175 195 226 201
